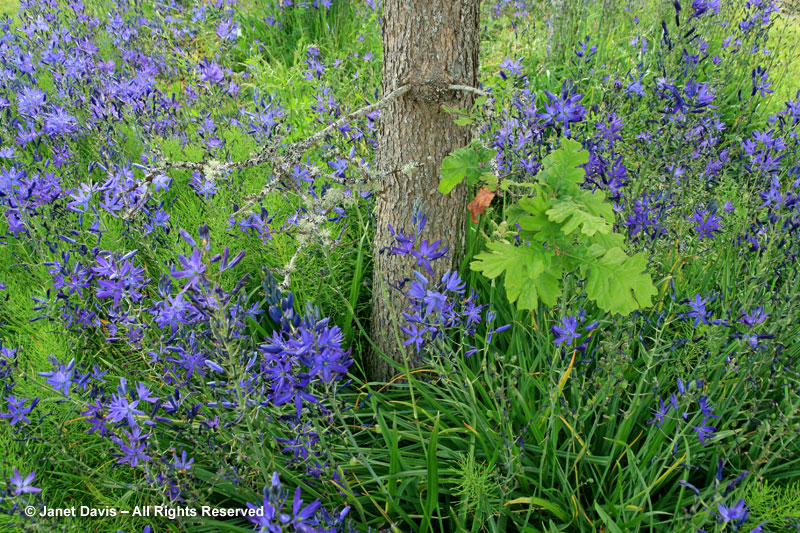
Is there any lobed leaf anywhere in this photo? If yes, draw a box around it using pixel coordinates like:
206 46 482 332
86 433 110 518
439 146 479 194
582 248 658 315
438 142 497 194
470 241 562 310
537 137 589 193
472 137 655 316
546 199 612 236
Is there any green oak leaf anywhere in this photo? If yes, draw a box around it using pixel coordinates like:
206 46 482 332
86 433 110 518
470 241 562 310
439 146 479 194
573 189 615 222
469 137 655 317
584 232 626 258
581 247 658 315
476 144 497 164
537 137 589 193
516 194 563 243
438 142 497 194
546 200 612 236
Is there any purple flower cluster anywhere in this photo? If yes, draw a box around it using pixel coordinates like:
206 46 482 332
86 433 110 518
551 312 598 347
648 378 719 446
0 0 384 523
687 207 724 241
681 460 764 532
246 472 355 533
31 223 353 512
384 209 506 357
622 192 674 244
0 345 40 433
259 304 353 417
484 0 798 273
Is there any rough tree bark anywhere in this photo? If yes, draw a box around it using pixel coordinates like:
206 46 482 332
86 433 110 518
367 0 481 382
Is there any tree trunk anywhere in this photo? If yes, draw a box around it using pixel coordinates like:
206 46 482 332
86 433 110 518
367 0 481 382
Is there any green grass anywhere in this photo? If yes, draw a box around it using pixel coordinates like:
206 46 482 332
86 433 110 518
771 13 800 104
0 0 17 16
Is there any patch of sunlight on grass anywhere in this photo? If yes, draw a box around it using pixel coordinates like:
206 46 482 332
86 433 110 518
772 12 800 102
0 0 17 16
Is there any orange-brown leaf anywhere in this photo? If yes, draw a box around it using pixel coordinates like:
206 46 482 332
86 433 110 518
467 187 495 224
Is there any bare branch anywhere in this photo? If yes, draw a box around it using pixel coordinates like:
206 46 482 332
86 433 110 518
126 82 485 220
272 84 411 161
447 84 490 97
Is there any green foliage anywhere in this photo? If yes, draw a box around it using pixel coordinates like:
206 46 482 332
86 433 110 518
451 452 500 515
744 480 800 531
0 0 17 15
234 0 371 67
438 141 496 194
468 241 563 308
442 94 490 126
470 138 657 315
581 247 658 315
